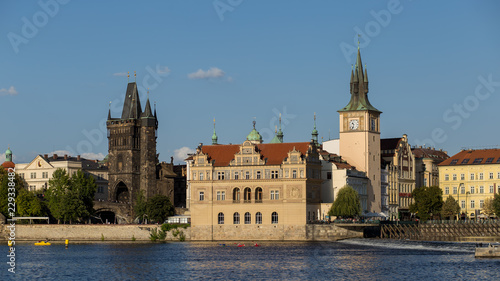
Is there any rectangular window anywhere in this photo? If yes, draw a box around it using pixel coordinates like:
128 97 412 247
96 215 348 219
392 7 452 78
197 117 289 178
193 173 197 180
470 200 475 209
498 172 500 179
470 186 475 194
461 186 465 194
479 173 484 180
470 173 475 180
490 173 494 180
234 172 239 180
450 160 458 165
20 173 24 179
199 191 205 201
256 171 261 179
445 174 449 181
245 171 250 179
452 174 457 181
199 172 204 180
453 186 457 194
424 178 428 187
270 190 280 200
271 170 279 179
42 172 48 178
490 185 494 193
461 174 465 180
218 172 225 180
479 186 484 194
473 158 483 164
445 187 449 194
30 172 36 179
480 200 484 208
97 186 104 193
216 191 225 201
292 170 297 179
327 172 332 180
461 200 465 209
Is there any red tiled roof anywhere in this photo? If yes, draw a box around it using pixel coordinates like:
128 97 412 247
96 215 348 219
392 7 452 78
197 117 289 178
439 149 500 166
412 147 449 161
201 142 310 167
1 161 15 169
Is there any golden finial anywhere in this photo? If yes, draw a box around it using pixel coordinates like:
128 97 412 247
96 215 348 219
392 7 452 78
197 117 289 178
134 71 136 82
357 34 361 49
127 72 130 82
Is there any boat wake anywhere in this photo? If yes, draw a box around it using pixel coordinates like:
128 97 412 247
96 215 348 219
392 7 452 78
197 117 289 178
337 238 473 253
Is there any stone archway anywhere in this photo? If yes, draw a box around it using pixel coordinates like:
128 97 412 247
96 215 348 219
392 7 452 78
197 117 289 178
94 210 116 224
115 181 130 203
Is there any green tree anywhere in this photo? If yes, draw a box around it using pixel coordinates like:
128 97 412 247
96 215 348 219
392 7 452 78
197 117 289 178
482 197 496 217
17 189 44 217
146 195 175 223
133 190 147 222
328 185 361 218
492 193 500 218
46 168 97 224
441 195 460 220
409 186 443 221
0 168 25 217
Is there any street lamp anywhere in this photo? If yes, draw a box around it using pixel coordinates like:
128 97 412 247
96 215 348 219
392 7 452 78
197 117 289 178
458 183 464 221
465 191 470 220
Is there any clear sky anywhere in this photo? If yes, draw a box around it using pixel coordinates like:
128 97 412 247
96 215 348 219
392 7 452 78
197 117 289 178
1 0 500 164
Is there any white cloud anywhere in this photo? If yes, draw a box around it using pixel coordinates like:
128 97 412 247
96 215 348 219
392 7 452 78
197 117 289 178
173 147 195 162
81 152 105 160
157 66 171 74
113 72 128 77
188 67 225 79
49 150 72 156
0 154 5 163
0 86 18 96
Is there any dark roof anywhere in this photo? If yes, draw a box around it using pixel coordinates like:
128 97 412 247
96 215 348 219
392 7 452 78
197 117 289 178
318 149 354 169
200 142 310 167
381 138 402 150
439 149 500 166
411 147 449 161
121 82 142 119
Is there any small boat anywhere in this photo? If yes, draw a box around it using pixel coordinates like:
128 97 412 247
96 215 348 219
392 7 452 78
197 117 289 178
254 243 260 247
237 243 245 247
475 243 500 258
34 241 51 246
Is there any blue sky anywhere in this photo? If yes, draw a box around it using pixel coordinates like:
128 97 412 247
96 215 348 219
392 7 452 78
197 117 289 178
1 0 500 164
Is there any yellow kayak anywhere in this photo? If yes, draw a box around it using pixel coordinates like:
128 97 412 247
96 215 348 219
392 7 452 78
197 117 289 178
34 241 51 246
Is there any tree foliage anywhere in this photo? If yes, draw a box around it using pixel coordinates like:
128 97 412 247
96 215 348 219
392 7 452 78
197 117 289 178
441 195 460 220
0 167 25 217
328 185 361 218
17 189 44 217
133 190 147 221
409 186 443 221
482 197 496 217
45 169 97 224
493 193 500 218
146 195 175 223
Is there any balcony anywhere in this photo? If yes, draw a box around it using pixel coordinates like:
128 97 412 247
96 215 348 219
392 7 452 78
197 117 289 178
255 199 262 203
244 200 251 203
233 200 240 203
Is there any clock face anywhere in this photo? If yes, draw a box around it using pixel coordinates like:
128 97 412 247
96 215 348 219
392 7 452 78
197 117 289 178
349 119 359 130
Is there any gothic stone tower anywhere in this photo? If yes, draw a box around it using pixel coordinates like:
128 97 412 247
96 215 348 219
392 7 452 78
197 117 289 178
338 47 382 212
106 82 158 204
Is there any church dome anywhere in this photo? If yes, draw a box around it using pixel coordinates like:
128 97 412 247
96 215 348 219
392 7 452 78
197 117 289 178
246 121 262 143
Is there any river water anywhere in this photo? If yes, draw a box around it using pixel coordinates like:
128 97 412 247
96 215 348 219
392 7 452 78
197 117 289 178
3 239 500 280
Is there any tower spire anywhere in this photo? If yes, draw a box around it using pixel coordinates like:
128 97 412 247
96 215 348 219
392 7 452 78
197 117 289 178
311 112 319 146
277 113 284 143
212 118 218 144
108 101 112 120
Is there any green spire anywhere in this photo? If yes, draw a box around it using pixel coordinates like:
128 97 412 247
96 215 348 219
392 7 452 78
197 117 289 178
277 113 284 143
338 46 381 113
5 146 12 162
246 120 263 143
312 113 318 146
270 125 281 143
212 118 218 145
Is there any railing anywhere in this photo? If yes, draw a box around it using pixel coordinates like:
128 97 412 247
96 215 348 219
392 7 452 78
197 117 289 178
243 200 251 203
255 199 262 203
233 200 240 203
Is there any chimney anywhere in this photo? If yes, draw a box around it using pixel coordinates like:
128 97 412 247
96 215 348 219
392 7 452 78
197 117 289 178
53 154 58 160
64 154 68 160
77 155 81 161
44 154 48 159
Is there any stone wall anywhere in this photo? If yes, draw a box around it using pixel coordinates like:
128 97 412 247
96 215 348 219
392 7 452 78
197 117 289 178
190 224 363 241
1 224 191 242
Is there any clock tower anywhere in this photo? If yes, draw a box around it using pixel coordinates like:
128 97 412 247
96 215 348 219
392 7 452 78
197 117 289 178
338 46 382 212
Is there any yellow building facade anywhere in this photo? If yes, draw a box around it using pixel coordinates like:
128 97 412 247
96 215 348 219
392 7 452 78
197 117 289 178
188 126 322 240
439 149 500 219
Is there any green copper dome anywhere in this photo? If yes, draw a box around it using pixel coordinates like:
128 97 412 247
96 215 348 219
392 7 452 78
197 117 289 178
246 121 262 142
5 147 12 162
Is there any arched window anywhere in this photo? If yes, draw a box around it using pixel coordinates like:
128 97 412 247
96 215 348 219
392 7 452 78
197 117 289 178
244 187 252 202
233 188 240 202
244 212 251 224
255 187 262 202
271 212 278 224
218 212 224 224
255 212 262 224
233 212 240 224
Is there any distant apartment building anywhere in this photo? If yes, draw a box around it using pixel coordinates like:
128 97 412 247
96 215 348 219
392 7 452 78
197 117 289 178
381 135 416 220
438 149 500 219
15 153 109 200
412 146 449 188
